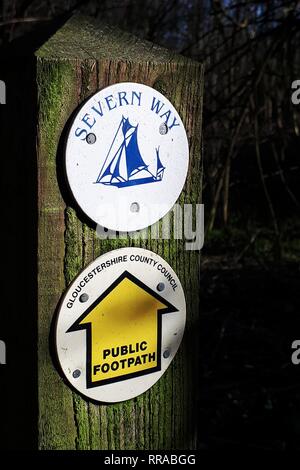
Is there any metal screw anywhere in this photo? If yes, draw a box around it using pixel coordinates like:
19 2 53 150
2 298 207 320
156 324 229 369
163 349 170 359
86 133 96 144
157 282 165 292
159 123 168 135
72 369 81 379
79 293 89 303
130 202 140 213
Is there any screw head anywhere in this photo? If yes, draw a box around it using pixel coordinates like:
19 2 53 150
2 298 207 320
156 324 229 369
130 202 140 213
72 369 81 379
79 293 89 303
157 282 165 292
163 349 170 359
86 133 96 144
159 123 168 135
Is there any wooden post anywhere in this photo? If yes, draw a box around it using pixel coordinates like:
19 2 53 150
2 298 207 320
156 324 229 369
37 15 204 450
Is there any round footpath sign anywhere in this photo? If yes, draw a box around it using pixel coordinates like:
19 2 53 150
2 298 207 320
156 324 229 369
65 82 189 232
56 247 186 403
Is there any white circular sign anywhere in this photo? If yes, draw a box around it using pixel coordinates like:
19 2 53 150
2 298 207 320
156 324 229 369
65 82 189 232
56 247 186 403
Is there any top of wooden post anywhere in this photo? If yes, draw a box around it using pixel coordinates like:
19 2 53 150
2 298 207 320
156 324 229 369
36 14 195 65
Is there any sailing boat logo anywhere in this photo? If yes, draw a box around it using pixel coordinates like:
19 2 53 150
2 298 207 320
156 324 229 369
95 116 165 188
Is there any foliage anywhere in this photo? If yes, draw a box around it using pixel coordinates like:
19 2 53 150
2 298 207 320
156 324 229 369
1 1 299 259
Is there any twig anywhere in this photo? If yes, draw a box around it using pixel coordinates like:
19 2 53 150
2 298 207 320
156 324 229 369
271 142 300 208
0 17 50 27
235 230 261 263
250 94 282 260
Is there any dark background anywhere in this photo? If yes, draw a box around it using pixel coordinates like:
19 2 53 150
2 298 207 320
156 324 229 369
0 0 300 451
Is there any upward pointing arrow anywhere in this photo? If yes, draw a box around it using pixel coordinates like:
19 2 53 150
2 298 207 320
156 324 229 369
67 271 178 388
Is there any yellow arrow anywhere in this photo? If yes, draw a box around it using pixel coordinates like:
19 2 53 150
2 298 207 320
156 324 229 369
67 271 178 388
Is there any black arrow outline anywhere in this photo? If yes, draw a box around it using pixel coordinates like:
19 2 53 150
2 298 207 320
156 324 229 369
67 270 178 388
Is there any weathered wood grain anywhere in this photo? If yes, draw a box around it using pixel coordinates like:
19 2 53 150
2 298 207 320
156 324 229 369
37 15 204 450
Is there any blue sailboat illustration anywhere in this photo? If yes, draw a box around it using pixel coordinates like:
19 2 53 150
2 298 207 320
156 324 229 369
95 116 165 188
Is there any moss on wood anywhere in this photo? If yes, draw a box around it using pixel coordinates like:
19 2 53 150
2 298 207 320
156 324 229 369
37 14 203 450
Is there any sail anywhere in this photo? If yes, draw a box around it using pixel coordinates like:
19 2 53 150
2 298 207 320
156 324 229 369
111 143 126 181
125 126 148 177
96 118 124 183
95 116 165 188
122 117 134 136
100 151 118 180
98 142 123 182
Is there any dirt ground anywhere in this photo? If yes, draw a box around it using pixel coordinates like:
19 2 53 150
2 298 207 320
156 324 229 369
197 254 300 450
198 256 300 450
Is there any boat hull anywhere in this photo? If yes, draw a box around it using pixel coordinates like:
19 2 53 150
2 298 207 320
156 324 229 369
100 176 162 188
